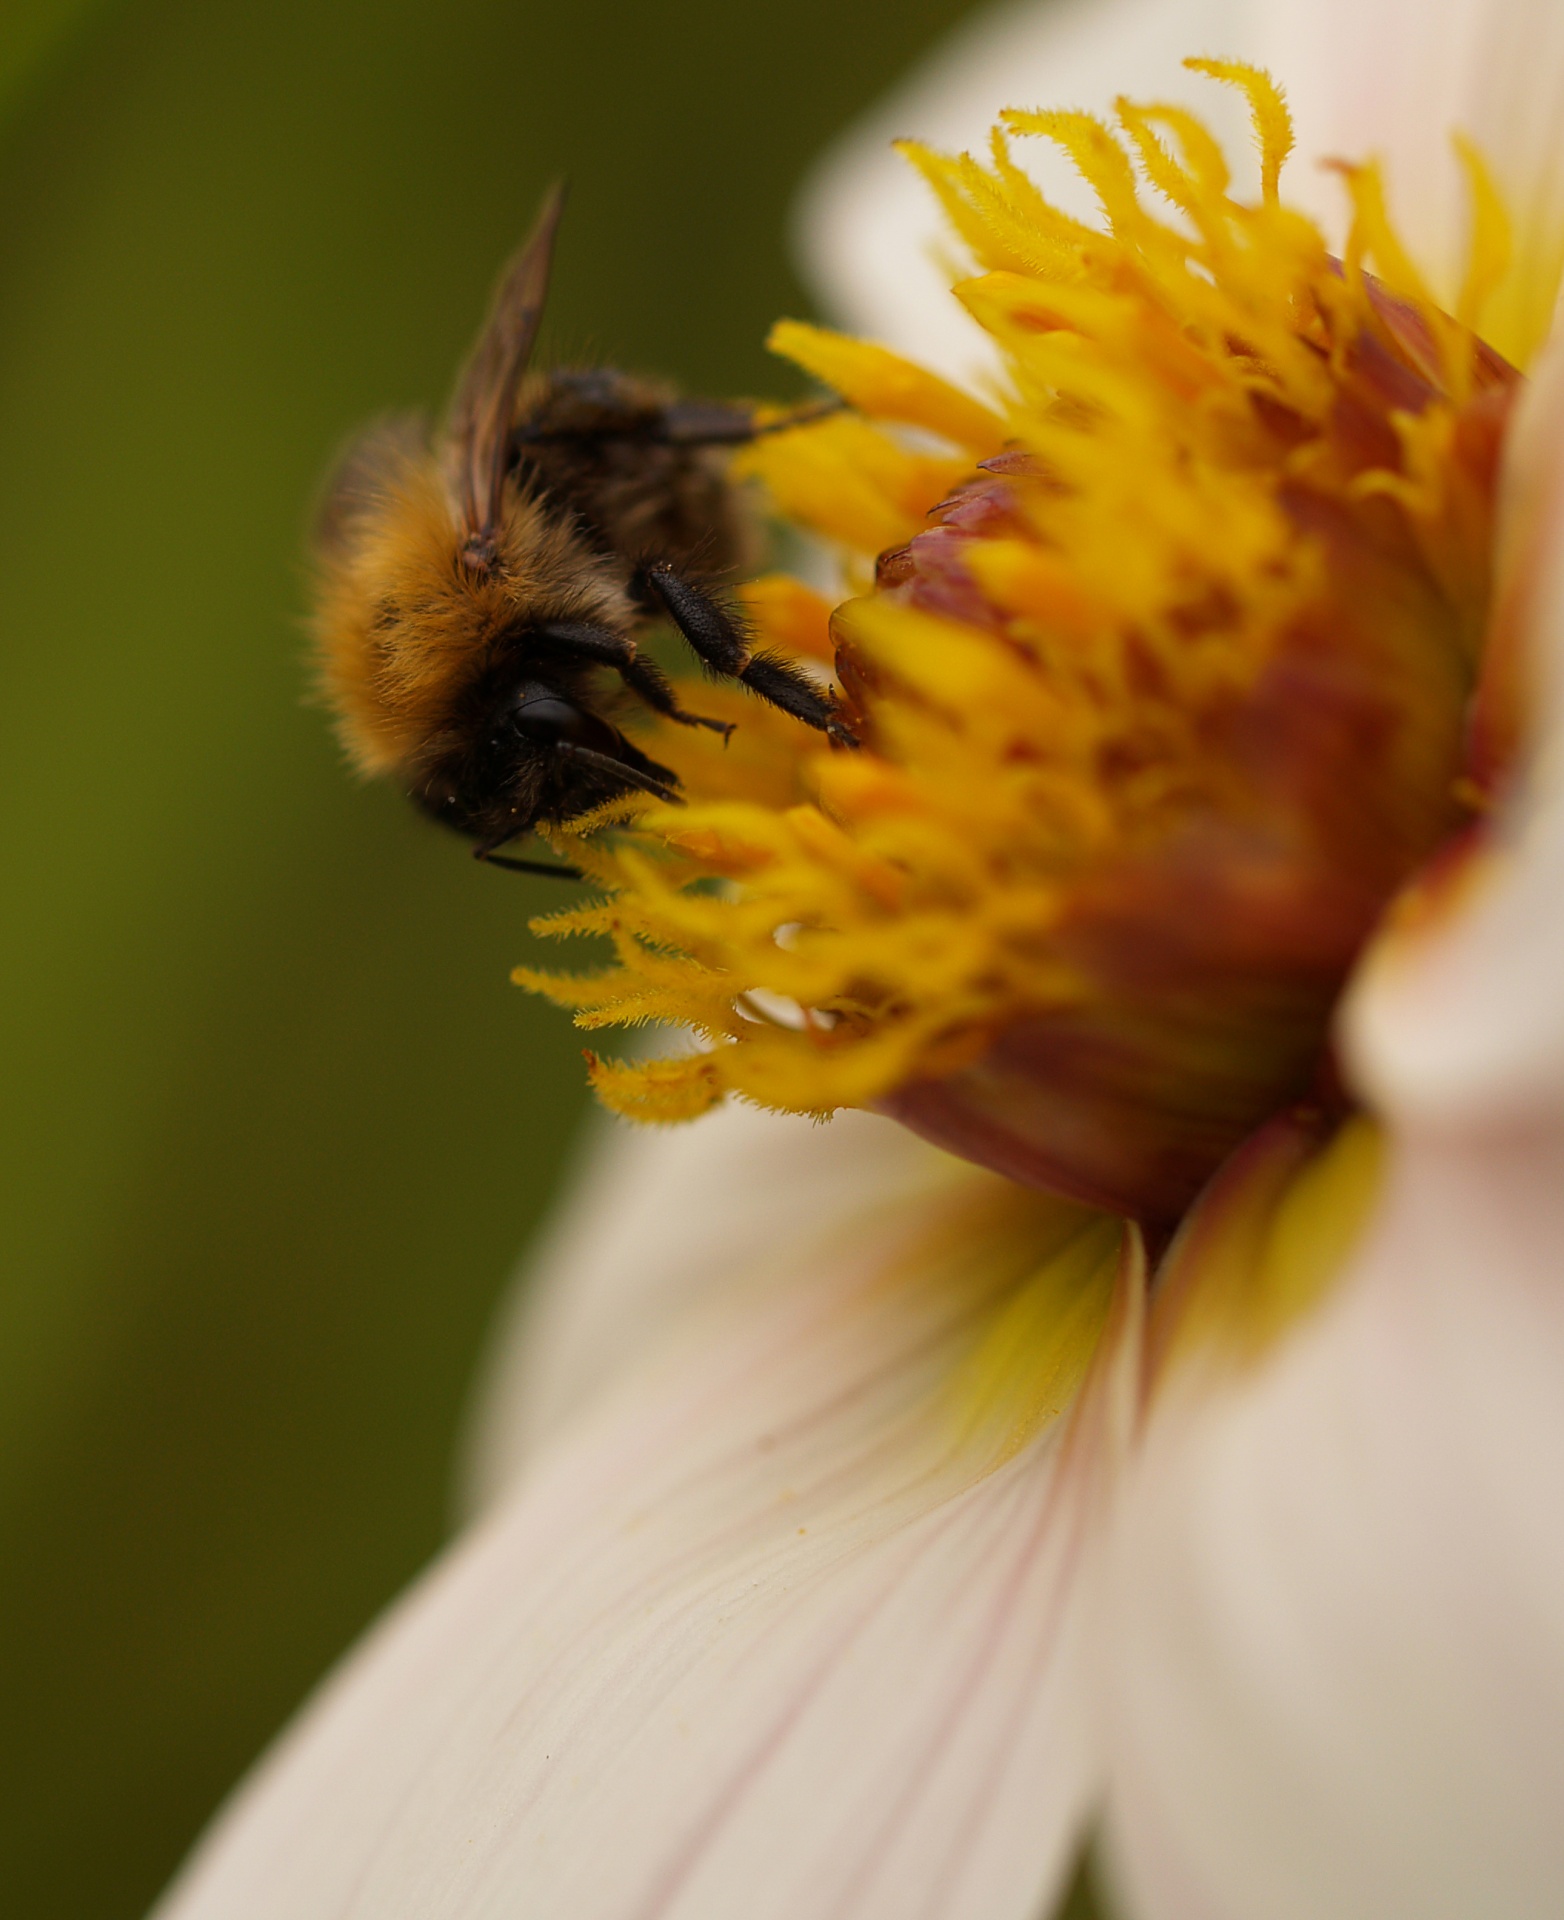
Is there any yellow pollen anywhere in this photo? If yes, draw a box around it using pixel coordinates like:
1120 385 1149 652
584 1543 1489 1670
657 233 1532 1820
517 63 1526 1207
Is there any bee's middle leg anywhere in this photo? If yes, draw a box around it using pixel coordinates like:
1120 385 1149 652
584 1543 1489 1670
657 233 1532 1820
640 564 856 745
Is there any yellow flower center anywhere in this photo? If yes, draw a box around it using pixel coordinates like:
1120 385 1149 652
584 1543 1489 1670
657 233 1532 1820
519 62 1531 1223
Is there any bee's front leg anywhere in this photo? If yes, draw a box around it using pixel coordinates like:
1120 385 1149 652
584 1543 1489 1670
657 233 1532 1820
534 620 635 663
639 564 857 745
617 655 733 739
535 621 729 736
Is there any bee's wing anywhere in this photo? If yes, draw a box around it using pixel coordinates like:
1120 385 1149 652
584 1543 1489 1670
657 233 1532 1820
312 413 428 559
448 182 567 547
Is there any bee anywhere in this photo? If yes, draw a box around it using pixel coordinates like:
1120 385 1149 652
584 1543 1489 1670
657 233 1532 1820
311 185 851 877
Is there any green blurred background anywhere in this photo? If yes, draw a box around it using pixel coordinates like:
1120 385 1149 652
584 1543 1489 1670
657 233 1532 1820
0 2 989 1913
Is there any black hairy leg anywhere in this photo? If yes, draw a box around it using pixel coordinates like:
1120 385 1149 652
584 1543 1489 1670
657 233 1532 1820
535 620 731 736
650 394 846 446
617 653 734 738
640 563 857 743
534 619 636 661
513 393 845 451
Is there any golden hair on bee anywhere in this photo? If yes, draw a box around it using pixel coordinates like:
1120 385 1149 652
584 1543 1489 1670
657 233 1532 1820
309 185 851 875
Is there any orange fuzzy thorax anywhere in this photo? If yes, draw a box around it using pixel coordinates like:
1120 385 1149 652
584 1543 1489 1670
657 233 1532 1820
312 433 631 783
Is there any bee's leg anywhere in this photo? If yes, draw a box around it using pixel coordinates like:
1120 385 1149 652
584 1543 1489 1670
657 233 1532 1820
641 563 857 745
516 396 845 451
650 395 845 446
616 654 733 739
534 620 637 662
535 620 730 736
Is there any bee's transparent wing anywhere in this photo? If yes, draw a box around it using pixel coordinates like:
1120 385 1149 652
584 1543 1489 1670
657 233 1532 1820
311 412 428 559
448 182 566 551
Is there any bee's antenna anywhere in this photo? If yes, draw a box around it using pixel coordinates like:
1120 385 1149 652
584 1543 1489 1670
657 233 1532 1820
557 743 684 805
474 847 585 881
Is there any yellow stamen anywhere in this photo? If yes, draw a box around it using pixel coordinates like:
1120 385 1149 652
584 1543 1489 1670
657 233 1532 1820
582 1050 722 1123
765 321 1008 455
736 574 836 662
1182 58 1292 206
520 64 1525 1221
732 411 968 556
1454 136 1513 335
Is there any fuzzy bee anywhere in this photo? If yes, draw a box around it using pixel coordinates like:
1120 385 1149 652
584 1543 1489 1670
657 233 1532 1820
311 186 851 876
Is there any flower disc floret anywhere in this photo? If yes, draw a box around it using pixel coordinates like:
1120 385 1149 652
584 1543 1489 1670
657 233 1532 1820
519 62 1522 1222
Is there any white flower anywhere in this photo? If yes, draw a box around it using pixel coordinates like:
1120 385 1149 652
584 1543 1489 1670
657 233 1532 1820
152 2 1564 1916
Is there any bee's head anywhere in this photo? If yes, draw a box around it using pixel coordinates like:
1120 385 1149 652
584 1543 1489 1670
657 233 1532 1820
413 676 679 851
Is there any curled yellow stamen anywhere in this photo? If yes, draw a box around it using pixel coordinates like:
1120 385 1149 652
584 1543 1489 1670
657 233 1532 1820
520 63 1526 1222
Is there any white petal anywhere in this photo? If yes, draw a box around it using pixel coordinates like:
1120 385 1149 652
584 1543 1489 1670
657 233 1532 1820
1105 1123 1564 1920
1345 332 1564 1126
460 1103 950 1513
793 0 1260 382
795 0 1564 374
157 1173 1139 1920
1263 0 1564 311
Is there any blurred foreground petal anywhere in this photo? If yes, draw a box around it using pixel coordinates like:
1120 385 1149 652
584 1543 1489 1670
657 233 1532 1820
798 0 1564 374
1345 335 1564 1125
795 0 1254 379
158 1167 1140 1920
462 1104 946 1510
1105 1125 1564 1920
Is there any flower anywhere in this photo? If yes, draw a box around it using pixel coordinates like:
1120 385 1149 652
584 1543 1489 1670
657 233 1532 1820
152 4 1564 1919
519 61 1517 1226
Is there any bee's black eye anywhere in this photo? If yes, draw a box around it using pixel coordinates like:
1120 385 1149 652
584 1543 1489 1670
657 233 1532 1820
509 684 620 754
513 692 588 742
